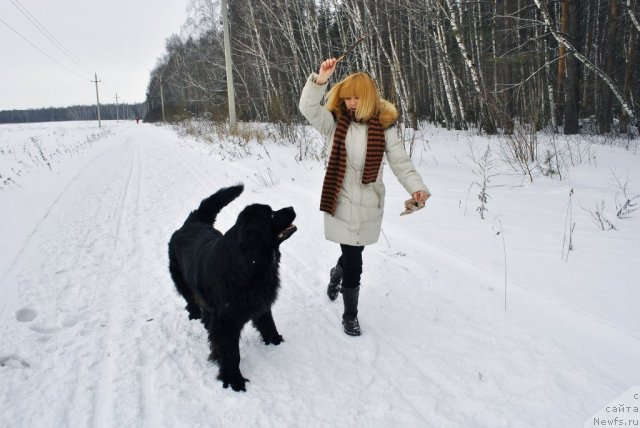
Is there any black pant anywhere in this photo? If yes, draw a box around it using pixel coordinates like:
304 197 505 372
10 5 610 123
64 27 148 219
337 244 364 289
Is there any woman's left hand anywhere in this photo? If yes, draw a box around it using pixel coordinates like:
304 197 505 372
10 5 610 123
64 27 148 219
412 191 430 203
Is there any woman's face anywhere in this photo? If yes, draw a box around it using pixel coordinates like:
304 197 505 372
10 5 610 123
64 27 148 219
344 96 360 111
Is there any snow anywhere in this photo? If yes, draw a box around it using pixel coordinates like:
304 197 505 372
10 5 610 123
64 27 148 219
0 120 638 427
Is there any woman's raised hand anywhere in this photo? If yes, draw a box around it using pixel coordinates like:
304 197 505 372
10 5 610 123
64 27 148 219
316 58 337 85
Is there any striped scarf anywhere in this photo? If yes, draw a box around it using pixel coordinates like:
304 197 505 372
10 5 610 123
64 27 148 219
320 106 386 215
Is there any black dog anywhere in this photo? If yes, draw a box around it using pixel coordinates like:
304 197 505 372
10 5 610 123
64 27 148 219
168 184 296 391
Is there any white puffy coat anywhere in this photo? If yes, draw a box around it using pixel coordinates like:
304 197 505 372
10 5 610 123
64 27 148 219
299 73 430 246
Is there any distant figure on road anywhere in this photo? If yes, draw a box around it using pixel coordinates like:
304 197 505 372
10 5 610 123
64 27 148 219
135 115 140 124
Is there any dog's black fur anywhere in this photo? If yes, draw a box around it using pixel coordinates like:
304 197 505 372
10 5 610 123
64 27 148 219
168 184 296 391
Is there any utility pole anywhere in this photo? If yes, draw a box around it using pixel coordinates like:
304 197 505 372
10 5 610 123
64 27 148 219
159 76 166 122
115 93 120 122
221 0 237 129
92 72 102 128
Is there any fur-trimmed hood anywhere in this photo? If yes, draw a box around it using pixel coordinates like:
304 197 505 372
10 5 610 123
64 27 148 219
377 99 398 129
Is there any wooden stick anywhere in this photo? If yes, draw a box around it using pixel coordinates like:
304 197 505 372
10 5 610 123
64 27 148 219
336 37 365 62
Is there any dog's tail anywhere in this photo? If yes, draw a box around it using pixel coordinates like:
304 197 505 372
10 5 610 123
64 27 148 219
184 184 244 225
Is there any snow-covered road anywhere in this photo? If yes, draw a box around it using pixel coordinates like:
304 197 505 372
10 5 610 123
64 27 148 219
1 122 638 427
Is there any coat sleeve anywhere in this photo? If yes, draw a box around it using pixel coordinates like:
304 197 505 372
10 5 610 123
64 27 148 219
299 73 336 137
384 127 431 196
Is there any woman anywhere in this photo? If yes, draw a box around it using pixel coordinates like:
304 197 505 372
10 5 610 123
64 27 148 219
299 58 430 336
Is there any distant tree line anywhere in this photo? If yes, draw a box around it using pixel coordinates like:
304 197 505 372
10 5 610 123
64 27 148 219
146 0 640 135
0 103 147 124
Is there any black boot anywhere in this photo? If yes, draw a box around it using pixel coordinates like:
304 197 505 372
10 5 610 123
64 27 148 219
341 286 361 336
327 262 343 301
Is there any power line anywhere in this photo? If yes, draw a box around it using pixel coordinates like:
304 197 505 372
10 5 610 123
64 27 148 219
1 7 126 106
1 3 146 108
9 0 94 78
0 16 89 81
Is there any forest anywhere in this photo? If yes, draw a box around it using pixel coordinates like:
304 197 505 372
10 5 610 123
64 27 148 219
0 103 146 124
145 0 640 136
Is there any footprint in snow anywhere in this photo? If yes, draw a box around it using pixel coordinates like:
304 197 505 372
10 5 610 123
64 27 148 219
15 308 37 323
0 355 31 369
29 324 60 334
382 250 407 258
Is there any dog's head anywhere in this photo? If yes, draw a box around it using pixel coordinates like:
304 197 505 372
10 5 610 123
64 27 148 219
235 204 297 256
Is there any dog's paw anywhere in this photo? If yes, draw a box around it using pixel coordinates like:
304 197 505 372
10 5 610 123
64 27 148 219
264 334 284 346
220 375 249 392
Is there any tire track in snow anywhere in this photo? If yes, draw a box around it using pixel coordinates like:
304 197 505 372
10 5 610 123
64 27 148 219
90 137 141 428
69 138 146 426
112 136 141 249
89 135 165 427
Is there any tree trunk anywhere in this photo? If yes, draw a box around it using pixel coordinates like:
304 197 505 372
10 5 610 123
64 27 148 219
557 0 569 102
544 38 558 131
628 0 640 32
502 0 516 134
598 0 620 133
564 0 581 134
620 32 637 133
434 17 461 129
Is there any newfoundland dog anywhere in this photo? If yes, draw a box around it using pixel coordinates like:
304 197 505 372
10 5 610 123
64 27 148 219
168 184 296 391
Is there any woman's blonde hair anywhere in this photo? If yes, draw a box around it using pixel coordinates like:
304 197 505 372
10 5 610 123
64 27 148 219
325 72 379 122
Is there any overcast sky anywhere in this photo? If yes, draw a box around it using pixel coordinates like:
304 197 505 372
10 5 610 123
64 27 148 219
0 0 191 110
